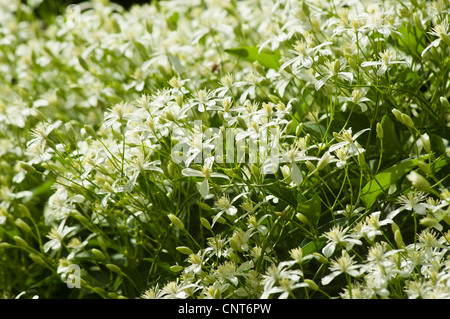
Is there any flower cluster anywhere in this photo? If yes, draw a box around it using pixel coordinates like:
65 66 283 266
0 0 449 299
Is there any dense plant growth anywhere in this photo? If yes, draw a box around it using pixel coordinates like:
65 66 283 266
0 0 449 299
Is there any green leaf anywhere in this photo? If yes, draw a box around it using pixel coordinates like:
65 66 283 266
297 194 321 228
264 181 298 208
396 23 426 58
360 156 429 208
225 46 281 69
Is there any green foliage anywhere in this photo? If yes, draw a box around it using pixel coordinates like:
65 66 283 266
0 0 449 300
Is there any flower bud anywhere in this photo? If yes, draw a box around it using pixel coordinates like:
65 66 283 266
97 236 108 253
317 152 333 170
83 125 98 139
15 218 32 233
302 1 310 17
417 160 432 176
19 161 36 174
31 109 47 122
407 171 431 192
440 96 449 108
65 122 77 141
92 248 106 260
176 246 194 255
394 229 406 249
200 217 211 230
391 108 404 123
376 122 383 139
170 265 184 272
401 113 414 128
420 133 431 153
413 13 424 31
106 263 122 274
312 252 328 264
236 116 247 129
168 213 185 230
251 164 260 177
348 57 358 70
0 243 11 249
296 212 308 224
198 203 211 211
442 33 450 46
304 279 319 291
13 236 28 247
295 123 303 136
18 204 31 219
29 253 46 267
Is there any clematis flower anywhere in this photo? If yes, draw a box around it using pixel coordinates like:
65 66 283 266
182 157 229 197
361 48 408 76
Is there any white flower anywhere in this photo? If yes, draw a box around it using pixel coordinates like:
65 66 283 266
421 20 450 57
181 157 229 197
321 250 361 285
315 59 353 91
280 40 332 71
361 48 408 76
124 150 163 192
339 88 372 112
329 127 370 156
322 225 362 258
43 221 77 253
260 262 304 299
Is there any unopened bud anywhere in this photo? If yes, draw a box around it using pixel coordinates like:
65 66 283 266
29 253 46 267
176 246 194 255
442 33 450 46
92 248 106 260
304 279 319 291
19 161 36 174
417 161 432 176
251 164 260 177
376 122 383 139
170 265 184 272
420 133 431 153
13 236 28 247
401 113 414 128
407 171 431 192
391 108 404 123
65 122 77 141
200 217 211 230
394 229 406 249
413 13 424 31
168 213 185 230
18 204 31 219
15 218 32 233
285 120 294 134
0 243 11 249
31 110 47 121
440 97 449 108
348 57 358 70
84 125 98 139
253 61 266 76
312 252 328 264
236 116 247 129
106 263 122 274
302 1 310 17
198 203 211 211
295 123 303 136
317 152 333 170
97 236 108 253
296 212 308 224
